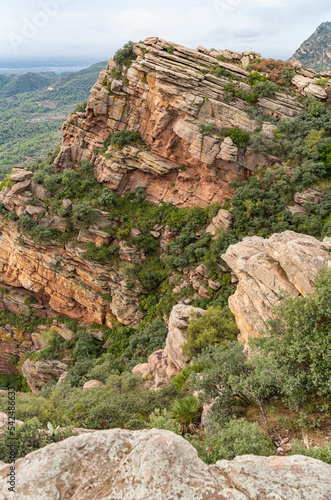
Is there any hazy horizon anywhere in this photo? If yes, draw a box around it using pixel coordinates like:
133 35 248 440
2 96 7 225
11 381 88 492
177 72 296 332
0 0 330 64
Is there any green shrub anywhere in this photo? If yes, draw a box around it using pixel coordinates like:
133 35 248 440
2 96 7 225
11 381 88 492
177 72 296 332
199 123 221 137
223 126 251 148
170 396 201 434
0 374 29 392
256 267 331 407
113 41 137 68
147 408 181 433
189 418 274 464
167 45 175 54
223 82 246 102
320 143 331 173
73 101 87 113
110 129 139 148
0 417 73 461
183 306 239 358
290 440 331 465
214 66 232 79
124 319 167 363
72 200 98 228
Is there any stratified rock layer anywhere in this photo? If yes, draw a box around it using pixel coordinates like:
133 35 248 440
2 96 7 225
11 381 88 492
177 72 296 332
0 428 329 499
222 231 331 342
59 37 306 209
0 220 144 332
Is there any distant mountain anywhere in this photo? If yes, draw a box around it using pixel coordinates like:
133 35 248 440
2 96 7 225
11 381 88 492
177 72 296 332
1 73 54 97
291 22 331 73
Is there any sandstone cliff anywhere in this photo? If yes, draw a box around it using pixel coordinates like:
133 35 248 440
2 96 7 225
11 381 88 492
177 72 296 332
0 428 329 499
222 231 331 343
59 37 309 208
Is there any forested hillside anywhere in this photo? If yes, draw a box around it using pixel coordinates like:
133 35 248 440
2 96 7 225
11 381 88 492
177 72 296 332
0 61 106 181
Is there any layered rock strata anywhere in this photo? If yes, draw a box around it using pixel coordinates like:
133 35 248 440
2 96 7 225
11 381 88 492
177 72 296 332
222 231 331 342
0 219 144 331
59 37 308 208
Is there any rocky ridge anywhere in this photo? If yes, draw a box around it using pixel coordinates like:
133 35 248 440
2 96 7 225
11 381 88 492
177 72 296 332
0 428 330 499
59 37 315 208
291 22 331 73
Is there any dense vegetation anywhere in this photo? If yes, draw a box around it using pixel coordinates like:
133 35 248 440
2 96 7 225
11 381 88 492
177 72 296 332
0 44 330 466
0 61 106 181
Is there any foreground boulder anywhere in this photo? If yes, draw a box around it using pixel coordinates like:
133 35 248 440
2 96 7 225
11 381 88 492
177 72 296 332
0 428 330 499
222 231 331 342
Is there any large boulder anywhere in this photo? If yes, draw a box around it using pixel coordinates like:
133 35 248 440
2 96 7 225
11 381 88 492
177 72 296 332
0 428 329 499
21 359 67 394
0 412 24 435
222 231 331 342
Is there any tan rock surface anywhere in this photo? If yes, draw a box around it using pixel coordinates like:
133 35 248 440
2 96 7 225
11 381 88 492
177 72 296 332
165 304 206 371
132 304 205 388
222 231 331 342
206 209 233 236
0 428 330 499
0 220 143 329
21 359 68 393
82 380 101 390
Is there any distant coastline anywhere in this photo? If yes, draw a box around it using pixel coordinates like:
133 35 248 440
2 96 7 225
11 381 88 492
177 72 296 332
0 61 100 75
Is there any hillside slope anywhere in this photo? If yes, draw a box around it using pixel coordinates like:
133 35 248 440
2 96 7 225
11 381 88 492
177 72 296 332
0 61 106 182
0 38 330 473
291 22 331 72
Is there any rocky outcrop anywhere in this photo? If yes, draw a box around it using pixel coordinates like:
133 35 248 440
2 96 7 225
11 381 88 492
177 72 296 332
21 359 68 394
165 304 205 370
291 22 331 73
222 231 331 342
132 304 205 388
0 219 144 331
59 38 306 209
206 208 233 236
0 428 330 499
82 380 101 390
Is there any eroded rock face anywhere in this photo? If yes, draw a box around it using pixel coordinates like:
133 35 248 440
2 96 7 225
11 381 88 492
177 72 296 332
132 304 205 389
0 428 329 499
165 304 205 371
222 231 331 342
21 359 68 394
0 325 33 375
206 209 233 236
59 38 305 209
0 220 144 330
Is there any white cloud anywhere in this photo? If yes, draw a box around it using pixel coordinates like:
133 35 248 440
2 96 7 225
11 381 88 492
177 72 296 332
0 0 330 61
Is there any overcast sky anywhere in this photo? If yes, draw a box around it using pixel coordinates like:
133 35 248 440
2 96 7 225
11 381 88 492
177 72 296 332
0 0 330 63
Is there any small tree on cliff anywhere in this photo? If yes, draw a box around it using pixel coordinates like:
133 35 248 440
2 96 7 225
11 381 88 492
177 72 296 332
190 268 331 430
